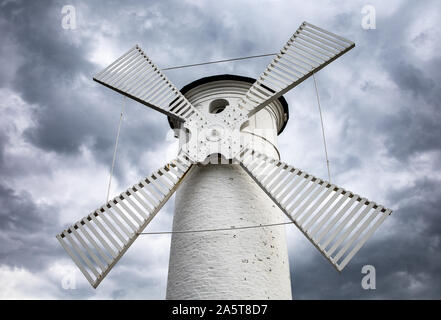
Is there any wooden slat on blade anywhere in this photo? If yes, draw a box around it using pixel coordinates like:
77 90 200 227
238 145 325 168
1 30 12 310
82 217 118 259
320 198 366 250
108 201 138 232
310 191 351 240
301 184 335 229
134 187 157 212
76 222 112 265
90 213 123 252
337 209 391 270
71 227 106 271
56 235 95 287
63 231 100 278
295 181 327 224
93 45 199 122
316 195 358 245
328 202 376 257
239 148 393 272
56 157 193 287
94 45 138 80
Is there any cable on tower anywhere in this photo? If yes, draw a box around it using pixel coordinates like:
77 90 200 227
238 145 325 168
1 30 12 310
162 53 278 70
106 97 125 202
138 221 294 235
312 72 331 183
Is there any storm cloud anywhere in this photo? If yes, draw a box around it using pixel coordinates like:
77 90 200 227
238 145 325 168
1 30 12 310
0 0 440 299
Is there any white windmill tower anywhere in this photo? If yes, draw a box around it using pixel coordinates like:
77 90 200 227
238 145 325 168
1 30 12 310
57 22 393 299
165 74 292 299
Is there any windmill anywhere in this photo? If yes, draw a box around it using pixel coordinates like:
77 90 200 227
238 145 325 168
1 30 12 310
57 21 393 299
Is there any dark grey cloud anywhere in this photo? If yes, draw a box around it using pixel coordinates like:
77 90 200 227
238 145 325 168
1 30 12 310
280 0 441 299
291 177 441 299
375 3 441 162
0 182 62 271
1 0 168 177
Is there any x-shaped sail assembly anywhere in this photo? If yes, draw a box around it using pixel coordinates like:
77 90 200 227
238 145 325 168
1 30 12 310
57 22 392 288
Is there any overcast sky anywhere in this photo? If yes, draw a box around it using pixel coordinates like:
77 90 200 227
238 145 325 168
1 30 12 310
1 0 440 299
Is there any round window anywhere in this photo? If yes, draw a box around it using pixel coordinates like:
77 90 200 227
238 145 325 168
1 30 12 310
208 98 229 114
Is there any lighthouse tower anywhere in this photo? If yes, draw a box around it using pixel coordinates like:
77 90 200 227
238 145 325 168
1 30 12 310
166 75 292 300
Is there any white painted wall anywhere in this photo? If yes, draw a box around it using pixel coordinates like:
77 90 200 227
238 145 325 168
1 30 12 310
166 79 292 299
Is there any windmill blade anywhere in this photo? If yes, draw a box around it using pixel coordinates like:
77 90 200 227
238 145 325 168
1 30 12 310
239 149 392 271
238 21 355 117
93 45 199 122
56 155 193 288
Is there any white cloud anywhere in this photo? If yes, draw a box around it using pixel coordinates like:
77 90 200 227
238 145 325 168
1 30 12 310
0 265 59 299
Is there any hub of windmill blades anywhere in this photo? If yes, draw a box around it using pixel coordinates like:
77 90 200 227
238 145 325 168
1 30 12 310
57 21 394 290
180 102 248 163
